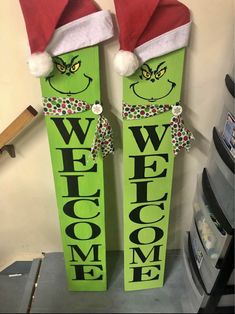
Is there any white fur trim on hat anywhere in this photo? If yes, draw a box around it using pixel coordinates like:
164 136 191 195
47 10 114 57
135 21 192 65
28 52 53 78
114 50 139 77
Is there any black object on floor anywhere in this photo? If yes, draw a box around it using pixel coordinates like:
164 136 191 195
0 259 41 313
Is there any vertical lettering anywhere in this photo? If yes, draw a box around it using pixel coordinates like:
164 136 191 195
51 117 94 144
68 244 102 262
71 264 103 281
130 265 161 282
128 124 169 152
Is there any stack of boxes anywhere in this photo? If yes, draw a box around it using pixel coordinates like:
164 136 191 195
183 74 235 313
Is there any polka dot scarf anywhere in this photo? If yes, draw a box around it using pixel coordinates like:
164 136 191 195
43 97 114 160
122 102 194 155
43 97 91 115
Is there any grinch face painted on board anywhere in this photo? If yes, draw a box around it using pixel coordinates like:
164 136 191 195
46 55 93 96
124 50 185 105
40 47 99 103
130 61 176 102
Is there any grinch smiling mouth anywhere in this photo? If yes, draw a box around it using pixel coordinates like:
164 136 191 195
47 74 93 96
130 62 176 102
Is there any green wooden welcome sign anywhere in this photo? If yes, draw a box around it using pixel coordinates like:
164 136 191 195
123 48 189 291
40 47 108 291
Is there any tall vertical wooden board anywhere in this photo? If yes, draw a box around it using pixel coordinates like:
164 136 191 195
123 49 186 290
40 46 107 291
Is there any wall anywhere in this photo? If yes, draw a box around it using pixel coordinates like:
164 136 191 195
0 0 234 270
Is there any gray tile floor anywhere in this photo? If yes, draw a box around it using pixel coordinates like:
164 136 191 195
30 251 194 313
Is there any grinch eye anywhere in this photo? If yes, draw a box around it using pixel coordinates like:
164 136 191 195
70 62 81 73
56 63 66 73
142 69 152 79
55 63 66 73
154 67 166 80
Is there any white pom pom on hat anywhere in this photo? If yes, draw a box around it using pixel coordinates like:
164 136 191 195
19 0 114 78
114 50 139 77
28 52 53 78
113 0 192 77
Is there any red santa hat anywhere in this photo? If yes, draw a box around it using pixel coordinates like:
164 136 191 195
113 0 191 76
19 0 114 77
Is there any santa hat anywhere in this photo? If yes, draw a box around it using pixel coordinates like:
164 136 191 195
19 0 114 77
113 0 191 76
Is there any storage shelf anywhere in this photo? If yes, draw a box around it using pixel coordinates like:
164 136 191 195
202 169 233 235
213 127 234 174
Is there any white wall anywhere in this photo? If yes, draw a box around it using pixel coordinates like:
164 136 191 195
0 0 234 270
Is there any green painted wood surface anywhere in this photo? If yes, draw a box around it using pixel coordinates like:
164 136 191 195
40 46 107 291
123 49 186 291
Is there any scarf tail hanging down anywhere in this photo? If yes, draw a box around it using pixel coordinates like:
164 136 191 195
43 97 114 160
170 114 194 155
91 114 114 160
122 102 194 156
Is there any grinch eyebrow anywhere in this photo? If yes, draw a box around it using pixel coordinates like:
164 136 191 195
54 56 67 67
69 55 80 67
142 63 152 72
156 61 166 72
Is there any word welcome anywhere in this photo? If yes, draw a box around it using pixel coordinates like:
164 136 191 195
51 117 105 284
126 123 171 287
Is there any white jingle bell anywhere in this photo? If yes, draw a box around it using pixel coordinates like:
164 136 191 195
172 105 183 116
92 104 103 115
